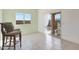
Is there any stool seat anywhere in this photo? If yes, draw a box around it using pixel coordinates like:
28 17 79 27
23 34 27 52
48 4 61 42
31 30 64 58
5 31 21 36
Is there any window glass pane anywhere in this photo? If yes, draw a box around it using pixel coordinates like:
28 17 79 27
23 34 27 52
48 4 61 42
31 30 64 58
16 13 24 20
47 14 51 20
25 14 32 20
55 14 61 20
16 13 32 24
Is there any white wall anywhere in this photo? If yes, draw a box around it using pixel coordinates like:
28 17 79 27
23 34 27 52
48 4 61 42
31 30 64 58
0 9 3 38
2 9 38 35
38 9 52 32
0 10 2 22
51 9 79 44
61 9 79 44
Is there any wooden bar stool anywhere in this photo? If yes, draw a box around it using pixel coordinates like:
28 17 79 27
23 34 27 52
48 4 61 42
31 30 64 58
0 22 22 50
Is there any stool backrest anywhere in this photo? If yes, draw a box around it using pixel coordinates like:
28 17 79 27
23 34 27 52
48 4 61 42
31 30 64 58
1 22 14 35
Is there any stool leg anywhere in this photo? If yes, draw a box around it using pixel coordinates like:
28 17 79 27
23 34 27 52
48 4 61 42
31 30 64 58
19 33 21 48
2 35 5 50
5 36 8 44
9 37 12 49
13 36 16 50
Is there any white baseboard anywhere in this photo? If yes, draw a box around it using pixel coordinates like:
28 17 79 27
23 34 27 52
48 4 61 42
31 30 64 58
61 37 79 45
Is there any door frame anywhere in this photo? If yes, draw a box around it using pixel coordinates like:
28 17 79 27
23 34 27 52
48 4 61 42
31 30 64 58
51 12 61 38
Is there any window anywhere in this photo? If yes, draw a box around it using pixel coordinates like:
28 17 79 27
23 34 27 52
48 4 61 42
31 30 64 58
16 13 32 24
47 14 51 20
55 13 61 21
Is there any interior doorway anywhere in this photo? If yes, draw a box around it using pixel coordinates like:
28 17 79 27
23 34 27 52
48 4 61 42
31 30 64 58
51 12 61 38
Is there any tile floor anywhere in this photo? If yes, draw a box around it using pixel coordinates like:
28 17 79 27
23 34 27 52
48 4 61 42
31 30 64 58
0 32 79 50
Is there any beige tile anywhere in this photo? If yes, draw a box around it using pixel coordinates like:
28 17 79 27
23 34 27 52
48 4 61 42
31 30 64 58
0 32 79 50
